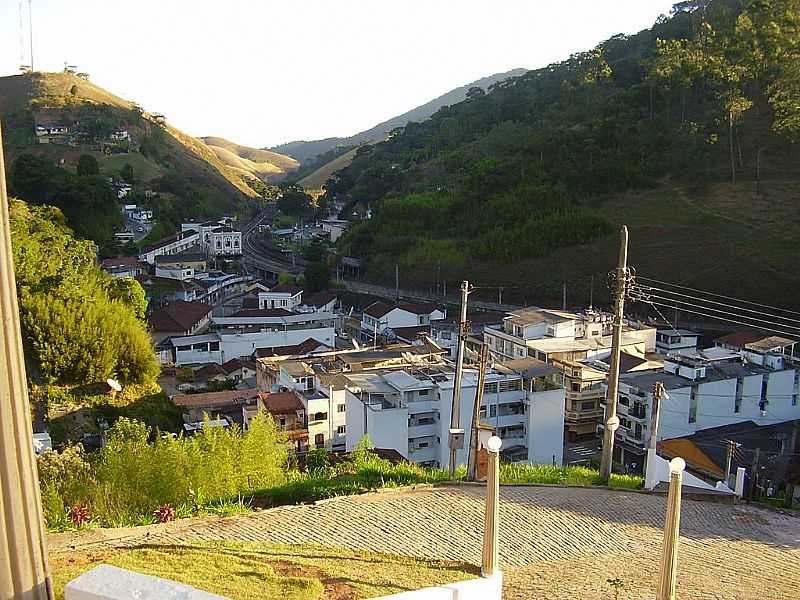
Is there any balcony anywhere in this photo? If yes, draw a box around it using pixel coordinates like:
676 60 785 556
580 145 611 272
408 422 438 438
491 413 526 427
408 445 437 462
407 399 437 414
564 408 604 423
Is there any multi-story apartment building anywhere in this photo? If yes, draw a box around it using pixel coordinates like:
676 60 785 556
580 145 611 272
343 359 565 467
655 328 699 355
609 341 800 472
484 307 657 441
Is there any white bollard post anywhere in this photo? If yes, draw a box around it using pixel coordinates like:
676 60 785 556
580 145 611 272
482 435 502 578
656 457 684 600
735 467 746 497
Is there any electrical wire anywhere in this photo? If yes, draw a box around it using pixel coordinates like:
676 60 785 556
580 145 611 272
635 276 800 317
630 283 800 326
632 298 800 338
630 288 800 333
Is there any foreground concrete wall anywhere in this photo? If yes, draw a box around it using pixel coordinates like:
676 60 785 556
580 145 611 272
371 573 502 600
65 565 228 600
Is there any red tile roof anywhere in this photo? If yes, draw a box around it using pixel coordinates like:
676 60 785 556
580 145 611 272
172 388 260 409
714 331 767 349
302 291 337 308
194 363 227 381
148 300 211 332
254 338 329 358
269 283 302 295
364 301 440 318
221 358 256 374
232 308 293 318
259 391 304 415
100 256 141 269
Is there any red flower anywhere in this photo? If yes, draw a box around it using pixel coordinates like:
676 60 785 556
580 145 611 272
68 505 90 526
153 504 175 523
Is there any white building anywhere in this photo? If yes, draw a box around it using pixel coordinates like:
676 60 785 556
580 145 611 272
655 329 699 355
258 284 303 310
344 362 565 467
360 301 446 342
610 344 800 472
139 231 200 265
321 219 349 242
167 325 336 366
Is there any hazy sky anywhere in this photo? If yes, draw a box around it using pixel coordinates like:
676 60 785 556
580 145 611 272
0 1 676 148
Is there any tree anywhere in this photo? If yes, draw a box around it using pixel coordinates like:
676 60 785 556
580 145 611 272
104 277 148 320
120 163 135 183
77 154 99 176
304 261 330 293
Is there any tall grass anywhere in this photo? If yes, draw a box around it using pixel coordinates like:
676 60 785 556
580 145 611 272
500 463 643 490
38 414 287 530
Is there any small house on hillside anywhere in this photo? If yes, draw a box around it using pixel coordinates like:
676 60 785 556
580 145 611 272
148 300 211 344
360 301 446 342
100 256 143 279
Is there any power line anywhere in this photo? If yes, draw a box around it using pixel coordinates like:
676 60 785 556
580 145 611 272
634 298 800 338
629 288 800 334
631 283 800 326
635 276 800 317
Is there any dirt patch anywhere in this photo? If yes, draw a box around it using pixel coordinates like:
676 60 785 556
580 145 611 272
270 559 355 600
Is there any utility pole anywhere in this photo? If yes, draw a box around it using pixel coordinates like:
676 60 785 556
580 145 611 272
28 0 34 72
599 225 629 483
395 263 399 301
724 439 737 488
468 343 490 481
562 282 567 311
498 287 503 306
749 447 761 501
588 275 594 311
783 422 798 508
449 280 471 477
645 381 664 490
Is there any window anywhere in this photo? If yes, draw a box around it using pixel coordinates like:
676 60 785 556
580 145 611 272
581 401 595 411
337 425 346 435
620 417 631 429
760 375 769 413
479 406 486 417
499 379 522 393
571 382 581 392
634 423 643 441
418 442 429 448
177 345 191 352
337 404 346 413
279 417 286 427
793 371 799 406
489 405 497 418
209 342 219 351
689 386 698 423
419 388 429 397
192 343 208 351
483 382 498 395
734 378 743 413
314 433 324 448
619 395 629 406
234 239 240 247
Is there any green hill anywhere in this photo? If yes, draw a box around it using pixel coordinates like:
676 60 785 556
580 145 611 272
271 68 528 164
0 72 261 250
325 0 800 308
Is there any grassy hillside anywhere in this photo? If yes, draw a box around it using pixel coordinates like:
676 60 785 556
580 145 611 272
201 136 299 181
0 72 259 200
297 146 359 190
271 68 527 163
326 0 800 308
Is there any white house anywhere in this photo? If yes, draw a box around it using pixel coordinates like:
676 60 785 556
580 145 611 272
360 302 446 342
655 329 700 355
258 284 303 310
100 256 143 279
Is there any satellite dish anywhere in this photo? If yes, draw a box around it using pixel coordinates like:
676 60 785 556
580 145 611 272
107 378 122 392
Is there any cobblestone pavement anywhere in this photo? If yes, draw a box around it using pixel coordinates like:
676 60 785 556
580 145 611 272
51 485 800 599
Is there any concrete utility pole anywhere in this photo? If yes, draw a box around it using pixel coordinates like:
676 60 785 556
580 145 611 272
749 447 761 501
0 123 53 598
498 287 503 306
600 225 629 482
481 436 502 577
395 263 399 300
562 282 567 311
645 381 665 490
449 280 471 477
468 343 490 481
656 457 685 600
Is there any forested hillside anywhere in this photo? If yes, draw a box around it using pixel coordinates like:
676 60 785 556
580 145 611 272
326 0 800 306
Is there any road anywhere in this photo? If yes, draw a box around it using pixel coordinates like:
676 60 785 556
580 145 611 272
50 484 800 599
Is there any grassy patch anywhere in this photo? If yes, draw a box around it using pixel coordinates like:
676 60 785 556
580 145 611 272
499 463 643 490
50 542 476 600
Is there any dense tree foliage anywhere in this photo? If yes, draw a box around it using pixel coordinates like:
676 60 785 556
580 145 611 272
9 154 123 250
10 200 158 384
327 0 800 275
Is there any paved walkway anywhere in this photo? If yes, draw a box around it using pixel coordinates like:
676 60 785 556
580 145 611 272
51 485 800 599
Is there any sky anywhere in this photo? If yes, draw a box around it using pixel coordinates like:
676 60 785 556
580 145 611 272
0 1 677 148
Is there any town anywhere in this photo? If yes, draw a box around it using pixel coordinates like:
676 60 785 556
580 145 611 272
2 1 800 600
